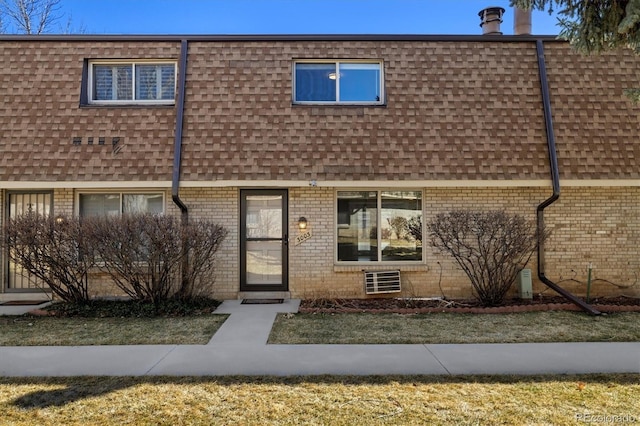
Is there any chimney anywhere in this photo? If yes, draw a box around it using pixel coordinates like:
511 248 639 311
514 7 532 35
478 6 505 35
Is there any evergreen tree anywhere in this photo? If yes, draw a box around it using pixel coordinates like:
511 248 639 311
513 0 640 100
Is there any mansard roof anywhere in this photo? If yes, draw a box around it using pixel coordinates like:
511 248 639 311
1 35 638 184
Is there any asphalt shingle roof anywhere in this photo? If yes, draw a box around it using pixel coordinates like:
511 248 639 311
1 37 638 183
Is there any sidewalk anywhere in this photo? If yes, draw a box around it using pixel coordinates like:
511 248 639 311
0 300 638 377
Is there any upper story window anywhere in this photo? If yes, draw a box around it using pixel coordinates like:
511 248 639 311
88 61 176 105
294 60 383 105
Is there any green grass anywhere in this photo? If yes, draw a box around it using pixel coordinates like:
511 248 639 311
269 311 640 344
0 375 638 425
0 315 228 345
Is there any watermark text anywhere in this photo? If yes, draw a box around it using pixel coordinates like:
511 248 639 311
576 413 637 423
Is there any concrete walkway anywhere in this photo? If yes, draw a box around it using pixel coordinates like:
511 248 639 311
0 300 638 377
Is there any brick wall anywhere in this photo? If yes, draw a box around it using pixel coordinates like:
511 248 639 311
289 187 338 298
2 185 638 300
53 188 74 216
544 187 640 298
286 186 639 300
288 186 549 300
178 187 240 300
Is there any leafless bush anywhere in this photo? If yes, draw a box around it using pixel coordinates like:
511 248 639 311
87 214 183 303
428 210 544 306
87 214 227 303
176 220 228 300
2 213 92 303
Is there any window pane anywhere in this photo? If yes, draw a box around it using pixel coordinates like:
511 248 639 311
295 63 336 102
337 191 377 261
381 191 422 261
79 194 120 217
339 63 381 102
80 194 163 217
246 241 282 284
246 195 282 239
93 65 114 100
135 64 175 100
136 65 159 100
123 194 163 214
159 64 176 99
92 65 132 101
115 66 132 100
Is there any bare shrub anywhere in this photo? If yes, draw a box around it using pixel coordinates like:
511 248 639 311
176 220 228 300
87 214 227 303
428 210 544 306
2 213 92 303
87 214 183 304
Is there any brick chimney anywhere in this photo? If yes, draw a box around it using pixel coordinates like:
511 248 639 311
479 6 505 35
514 7 532 35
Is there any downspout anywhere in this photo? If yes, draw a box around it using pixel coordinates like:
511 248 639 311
172 39 189 221
535 39 600 315
173 39 189 294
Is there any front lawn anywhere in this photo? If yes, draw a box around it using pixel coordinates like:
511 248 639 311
269 311 640 344
0 375 638 425
0 315 228 346
0 297 227 345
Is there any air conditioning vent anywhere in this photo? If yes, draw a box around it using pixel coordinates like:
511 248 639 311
364 270 401 295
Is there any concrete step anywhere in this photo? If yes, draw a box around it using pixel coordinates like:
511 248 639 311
237 291 291 300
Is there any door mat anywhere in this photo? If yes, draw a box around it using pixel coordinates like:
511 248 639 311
0 300 49 306
241 299 284 305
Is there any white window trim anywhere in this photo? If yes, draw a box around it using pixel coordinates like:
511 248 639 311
293 59 385 105
334 189 424 265
87 60 177 105
75 190 166 216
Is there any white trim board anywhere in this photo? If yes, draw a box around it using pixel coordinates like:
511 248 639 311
2 179 640 189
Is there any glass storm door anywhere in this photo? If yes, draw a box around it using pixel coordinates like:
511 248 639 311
6 192 53 292
240 190 288 292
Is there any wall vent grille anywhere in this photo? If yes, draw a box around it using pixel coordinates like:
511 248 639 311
364 270 401 294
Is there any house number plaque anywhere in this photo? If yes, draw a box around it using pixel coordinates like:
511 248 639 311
295 230 312 245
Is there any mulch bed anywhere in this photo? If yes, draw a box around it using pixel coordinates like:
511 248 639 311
299 296 640 314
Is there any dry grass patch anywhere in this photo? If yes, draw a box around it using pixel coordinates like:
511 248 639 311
0 315 228 346
269 311 640 344
0 375 638 425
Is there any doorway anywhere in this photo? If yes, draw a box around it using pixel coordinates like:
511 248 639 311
240 190 288 292
5 191 52 292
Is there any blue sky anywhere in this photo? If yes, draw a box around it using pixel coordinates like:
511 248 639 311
58 0 560 35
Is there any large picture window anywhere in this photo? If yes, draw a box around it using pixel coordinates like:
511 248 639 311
337 191 422 262
88 61 176 104
79 193 164 217
294 61 383 104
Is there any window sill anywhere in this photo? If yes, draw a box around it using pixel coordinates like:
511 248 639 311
334 263 427 273
292 102 386 107
80 103 175 109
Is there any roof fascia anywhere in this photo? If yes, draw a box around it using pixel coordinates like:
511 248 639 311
0 34 562 43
